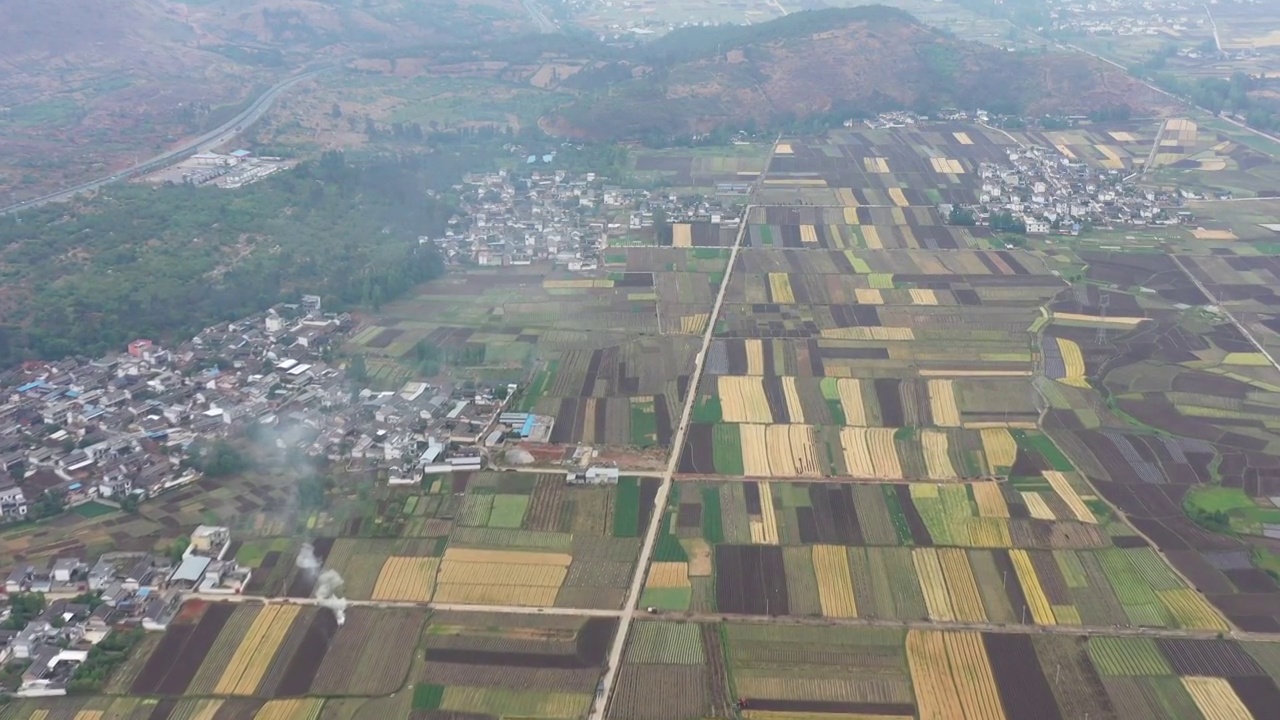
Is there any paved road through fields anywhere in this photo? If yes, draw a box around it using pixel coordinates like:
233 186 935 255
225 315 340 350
0 68 330 216
586 137 783 720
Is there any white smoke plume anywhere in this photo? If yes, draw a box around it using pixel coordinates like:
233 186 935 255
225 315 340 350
296 542 347 625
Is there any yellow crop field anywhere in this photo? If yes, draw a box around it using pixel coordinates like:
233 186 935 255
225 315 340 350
372 556 439 602
765 424 799 477
910 288 938 305
791 424 822 477
820 327 916 341
927 380 961 427
964 517 1012 548
543 279 613 289
1022 492 1056 521
908 631 965 720
745 338 765 375
837 379 867 426
1056 337 1089 387
743 712 908 720
1224 352 1271 366
813 545 858 617
719 376 773 423
216 604 301 695
864 157 890 173
1010 550 1055 625
922 430 957 480
861 226 884 249
954 132 974 144
769 273 796 303
914 549 956 622
979 429 1016 472
837 189 860 208
943 631 1007 720
928 157 965 174
741 424 771 476
647 562 691 588
443 548 572 565
972 483 1009 518
799 224 818 244
679 313 709 334
840 427 876 477
1043 471 1096 523
672 224 692 248
437 562 567 586
1052 605 1082 625
1052 312 1146 327
775 142 793 154
1158 589 1229 631
855 288 883 304
888 188 909 207
939 548 986 622
254 699 323 720
759 481 780 544
1095 144 1125 170
843 206 861 223
177 702 222 720
432 584 560 606
1182 676 1254 720
73 713 104 720
782 377 805 424
867 428 903 479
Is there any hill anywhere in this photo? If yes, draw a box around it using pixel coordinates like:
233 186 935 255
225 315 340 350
0 0 532 205
543 7 1164 141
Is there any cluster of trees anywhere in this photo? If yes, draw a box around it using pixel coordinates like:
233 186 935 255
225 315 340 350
68 627 144 694
989 211 1027 234
2 593 45 630
0 151 452 366
1153 72 1280 134
188 440 251 478
411 339 485 376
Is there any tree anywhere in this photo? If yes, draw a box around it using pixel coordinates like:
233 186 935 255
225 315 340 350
347 354 368 383
2 593 46 629
948 206 976 226
168 537 190 564
652 208 673 246
193 440 249 478
118 494 139 513
330 103 343 119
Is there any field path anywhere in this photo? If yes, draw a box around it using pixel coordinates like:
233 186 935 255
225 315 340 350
589 137 782 720
1169 254 1280 374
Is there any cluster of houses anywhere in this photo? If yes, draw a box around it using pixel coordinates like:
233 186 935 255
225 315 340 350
0 298 356 518
423 168 742 269
957 144 1189 235
0 288 558 519
1 525 242 697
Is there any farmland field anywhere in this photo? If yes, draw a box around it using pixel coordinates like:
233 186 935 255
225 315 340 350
27 119 1280 719
294 472 646 609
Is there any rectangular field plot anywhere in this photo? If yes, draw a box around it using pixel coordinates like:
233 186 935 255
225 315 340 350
415 612 618 720
310 473 643 610
694 374 1040 428
755 125 1018 206
744 205 981 250
648 480 1223 629
123 602 426 700
679 424 1060 479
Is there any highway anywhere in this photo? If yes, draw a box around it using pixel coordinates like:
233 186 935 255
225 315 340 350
522 0 557 33
0 67 330 216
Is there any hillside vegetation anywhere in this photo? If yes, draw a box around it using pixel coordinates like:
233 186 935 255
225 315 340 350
544 7 1160 142
0 153 449 365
